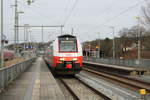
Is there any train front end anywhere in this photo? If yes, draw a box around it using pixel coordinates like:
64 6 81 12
53 35 83 75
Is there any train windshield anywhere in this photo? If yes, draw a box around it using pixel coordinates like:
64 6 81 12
59 39 77 52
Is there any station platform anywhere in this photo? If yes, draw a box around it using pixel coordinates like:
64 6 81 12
83 61 150 75
0 57 66 100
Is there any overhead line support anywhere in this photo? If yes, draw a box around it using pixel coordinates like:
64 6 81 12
17 25 64 42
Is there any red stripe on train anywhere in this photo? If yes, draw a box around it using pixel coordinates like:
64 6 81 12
51 56 82 67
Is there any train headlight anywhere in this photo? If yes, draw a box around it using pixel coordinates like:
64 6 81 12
72 58 77 61
60 58 65 61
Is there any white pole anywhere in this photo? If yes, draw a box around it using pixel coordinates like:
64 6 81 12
61 26 63 35
71 28 74 35
24 25 26 42
113 27 115 59
14 0 18 53
42 26 44 42
137 16 141 61
110 26 115 58
98 32 101 58
1 0 4 67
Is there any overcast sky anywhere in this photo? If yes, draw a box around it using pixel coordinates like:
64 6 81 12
1 0 147 44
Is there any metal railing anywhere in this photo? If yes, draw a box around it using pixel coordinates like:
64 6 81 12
0 57 36 90
83 57 150 69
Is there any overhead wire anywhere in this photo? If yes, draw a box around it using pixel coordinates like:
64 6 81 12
57 0 72 25
63 0 79 26
17 1 61 42
17 1 54 23
64 0 72 12
98 0 144 27
92 1 116 25
83 0 145 35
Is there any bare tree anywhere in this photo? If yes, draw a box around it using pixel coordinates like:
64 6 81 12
119 28 129 53
142 0 150 26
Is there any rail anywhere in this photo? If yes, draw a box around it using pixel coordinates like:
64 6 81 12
59 77 111 100
0 57 36 91
83 56 150 69
83 67 150 91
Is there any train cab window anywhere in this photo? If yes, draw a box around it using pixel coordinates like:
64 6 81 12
59 38 77 52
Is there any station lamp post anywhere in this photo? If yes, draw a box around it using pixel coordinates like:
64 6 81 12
13 0 33 53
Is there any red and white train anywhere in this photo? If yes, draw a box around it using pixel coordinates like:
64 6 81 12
45 34 83 75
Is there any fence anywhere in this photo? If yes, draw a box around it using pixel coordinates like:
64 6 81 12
83 57 150 69
0 57 36 90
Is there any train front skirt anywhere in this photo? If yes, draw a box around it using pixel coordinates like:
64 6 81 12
52 62 82 75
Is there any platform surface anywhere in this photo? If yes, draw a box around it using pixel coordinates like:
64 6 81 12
0 57 66 100
83 61 147 71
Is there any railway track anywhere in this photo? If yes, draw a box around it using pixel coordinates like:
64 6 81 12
58 77 111 100
83 66 150 92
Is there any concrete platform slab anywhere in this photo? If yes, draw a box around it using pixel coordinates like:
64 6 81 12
0 57 66 100
83 61 149 75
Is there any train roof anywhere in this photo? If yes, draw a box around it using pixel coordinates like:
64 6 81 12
58 34 76 38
